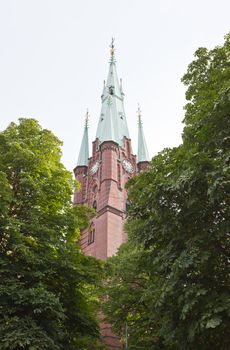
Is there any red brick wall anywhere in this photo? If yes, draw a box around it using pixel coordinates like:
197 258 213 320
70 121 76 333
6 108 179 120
74 137 138 349
74 139 133 260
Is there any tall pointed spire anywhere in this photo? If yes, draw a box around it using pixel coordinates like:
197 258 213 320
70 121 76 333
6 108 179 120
96 39 130 146
77 110 89 166
137 105 150 163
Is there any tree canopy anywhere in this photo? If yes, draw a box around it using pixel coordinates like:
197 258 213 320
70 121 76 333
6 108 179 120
0 118 102 350
103 33 230 349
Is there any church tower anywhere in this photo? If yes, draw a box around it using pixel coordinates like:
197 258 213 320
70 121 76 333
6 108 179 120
74 40 150 348
74 40 149 261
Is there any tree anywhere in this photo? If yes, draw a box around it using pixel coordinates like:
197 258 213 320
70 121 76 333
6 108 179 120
103 243 165 349
104 34 230 349
0 118 102 350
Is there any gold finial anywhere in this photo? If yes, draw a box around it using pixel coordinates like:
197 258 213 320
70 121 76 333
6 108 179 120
110 37 115 57
85 109 89 128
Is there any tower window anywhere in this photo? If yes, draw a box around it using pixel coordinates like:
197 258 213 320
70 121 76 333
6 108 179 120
117 163 121 188
92 185 97 193
88 229 95 245
92 200 97 211
127 141 131 156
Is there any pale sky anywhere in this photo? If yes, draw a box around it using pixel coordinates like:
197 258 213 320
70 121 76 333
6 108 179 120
0 0 229 171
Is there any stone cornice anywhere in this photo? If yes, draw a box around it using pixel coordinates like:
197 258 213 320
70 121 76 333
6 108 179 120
97 205 124 218
73 165 88 175
100 140 119 152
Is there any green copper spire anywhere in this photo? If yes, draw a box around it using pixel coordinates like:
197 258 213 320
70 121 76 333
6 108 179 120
96 39 130 146
137 105 150 163
77 110 89 166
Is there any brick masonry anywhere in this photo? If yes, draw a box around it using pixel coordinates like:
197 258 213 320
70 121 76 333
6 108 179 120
74 137 146 348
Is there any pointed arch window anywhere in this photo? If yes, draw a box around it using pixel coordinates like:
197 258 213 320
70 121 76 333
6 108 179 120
127 141 131 156
88 229 95 245
92 185 98 193
92 200 97 211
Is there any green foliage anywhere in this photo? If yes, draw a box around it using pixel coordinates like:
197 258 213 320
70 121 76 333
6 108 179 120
103 34 230 349
103 244 164 349
0 119 102 349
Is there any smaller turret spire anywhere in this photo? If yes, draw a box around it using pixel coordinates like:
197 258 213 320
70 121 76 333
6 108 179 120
137 104 141 124
137 104 150 163
77 110 89 166
85 108 89 127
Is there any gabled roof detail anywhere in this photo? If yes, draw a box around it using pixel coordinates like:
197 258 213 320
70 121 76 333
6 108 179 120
96 39 129 147
137 105 150 163
77 111 89 166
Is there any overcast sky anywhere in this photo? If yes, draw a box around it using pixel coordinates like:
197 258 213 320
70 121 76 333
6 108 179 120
0 0 229 171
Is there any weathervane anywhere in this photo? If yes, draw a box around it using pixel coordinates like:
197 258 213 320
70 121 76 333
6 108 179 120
110 37 115 60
